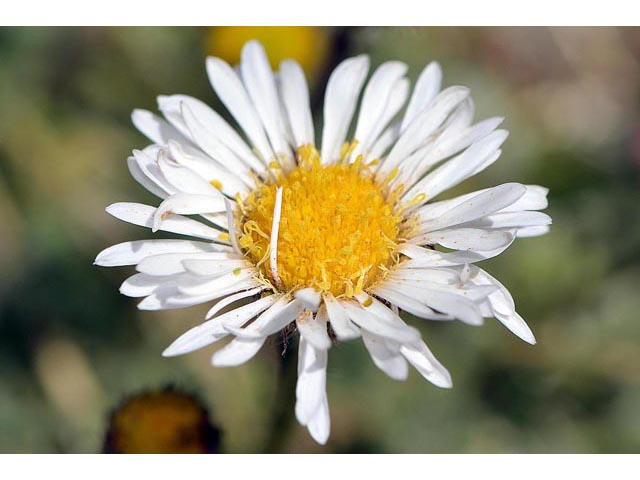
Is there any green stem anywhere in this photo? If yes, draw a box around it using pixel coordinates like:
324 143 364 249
263 334 298 453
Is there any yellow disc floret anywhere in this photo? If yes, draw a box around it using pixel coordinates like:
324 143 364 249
238 146 404 297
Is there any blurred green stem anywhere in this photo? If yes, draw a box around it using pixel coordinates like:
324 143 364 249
263 334 298 453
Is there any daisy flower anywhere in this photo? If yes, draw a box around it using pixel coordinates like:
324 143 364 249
96 40 551 445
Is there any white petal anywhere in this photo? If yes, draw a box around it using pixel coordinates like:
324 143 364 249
463 211 552 230
211 337 267 367
354 293 415 324
162 294 279 356
413 228 515 252
158 94 265 173
412 288 484 326
416 184 548 227
167 140 250 198
228 298 305 337
131 109 189 145
466 266 536 344
155 95 192 138
403 130 509 203
279 59 315 147
386 267 459 285
323 292 361 340
401 61 442 133
495 310 536 345
399 237 515 268
402 115 503 188
240 41 292 158
136 284 180 310
516 225 550 238
297 308 331 350
381 86 470 176
418 183 527 232
167 286 256 310
106 202 226 241
371 285 452 321
180 257 250 276
294 288 322 311
368 122 400 161
306 397 330 445
400 341 452 388
426 116 504 170
502 185 549 212
364 79 409 157
269 187 284 289
127 155 168 199
136 251 239 276
131 148 174 196
150 279 262 310
120 273 174 298
391 102 473 187
385 278 497 303
157 153 221 196
179 104 255 183
470 266 516 317
377 281 485 326
204 286 264 320
295 337 328 427
361 331 408 381
352 61 407 158
206 56 275 162
176 269 257 297
320 55 370 164
152 193 226 232
341 301 421 343
94 239 221 267
436 96 476 143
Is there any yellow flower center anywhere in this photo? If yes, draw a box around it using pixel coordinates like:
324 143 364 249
238 146 405 297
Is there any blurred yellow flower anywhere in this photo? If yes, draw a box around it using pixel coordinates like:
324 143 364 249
207 26 330 79
104 388 220 454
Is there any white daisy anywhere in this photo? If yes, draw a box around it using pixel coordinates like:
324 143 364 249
96 40 551 445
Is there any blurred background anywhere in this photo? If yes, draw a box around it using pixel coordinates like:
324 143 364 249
1 26 639 453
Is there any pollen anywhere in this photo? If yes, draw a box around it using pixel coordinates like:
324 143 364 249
238 146 405 297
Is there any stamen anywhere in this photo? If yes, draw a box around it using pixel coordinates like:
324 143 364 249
234 193 248 216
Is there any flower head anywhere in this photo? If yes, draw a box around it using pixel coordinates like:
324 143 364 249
104 387 220 453
96 40 551 445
